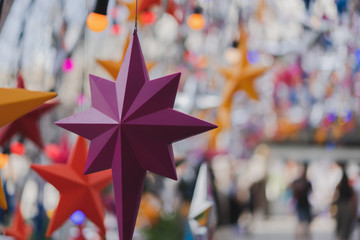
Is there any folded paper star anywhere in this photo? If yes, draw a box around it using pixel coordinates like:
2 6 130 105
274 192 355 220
210 28 269 150
56 30 217 240
31 137 112 237
96 33 155 80
0 101 58 149
0 77 56 128
4 205 33 240
0 74 59 149
188 163 217 239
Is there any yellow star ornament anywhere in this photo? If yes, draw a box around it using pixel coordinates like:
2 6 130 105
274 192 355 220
209 28 269 150
0 88 57 128
0 87 56 209
96 33 155 80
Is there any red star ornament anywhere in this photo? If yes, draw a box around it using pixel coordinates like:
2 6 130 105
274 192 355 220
31 136 112 237
4 205 33 240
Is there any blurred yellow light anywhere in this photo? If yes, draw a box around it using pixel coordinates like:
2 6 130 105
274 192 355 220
0 154 9 169
187 13 205 30
47 209 54 219
86 12 108 32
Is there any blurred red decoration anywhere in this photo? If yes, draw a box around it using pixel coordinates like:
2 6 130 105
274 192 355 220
70 225 86 240
10 142 25 155
44 135 70 164
140 11 156 25
183 51 208 68
45 144 60 161
139 0 178 21
4 206 33 240
111 23 121 35
31 137 113 237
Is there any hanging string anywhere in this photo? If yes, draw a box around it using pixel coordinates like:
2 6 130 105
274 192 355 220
135 0 138 30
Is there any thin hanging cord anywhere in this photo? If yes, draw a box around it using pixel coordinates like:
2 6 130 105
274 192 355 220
135 0 138 30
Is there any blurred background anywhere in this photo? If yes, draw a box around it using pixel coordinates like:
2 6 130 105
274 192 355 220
1 0 360 239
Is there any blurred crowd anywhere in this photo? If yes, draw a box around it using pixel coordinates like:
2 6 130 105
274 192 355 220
190 144 360 240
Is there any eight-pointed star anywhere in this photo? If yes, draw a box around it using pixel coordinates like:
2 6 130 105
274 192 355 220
56 30 217 240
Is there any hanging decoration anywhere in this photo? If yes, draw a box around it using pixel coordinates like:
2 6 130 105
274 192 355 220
31 137 112 237
188 163 217 239
70 225 86 240
209 27 269 150
0 82 57 128
0 74 59 149
62 57 74 73
0 73 56 210
87 0 110 32
123 0 179 23
44 134 71 164
4 205 33 240
187 6 206 31
56 29 217 240
10 141 25 155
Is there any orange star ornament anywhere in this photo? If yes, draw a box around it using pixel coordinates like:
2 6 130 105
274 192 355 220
31 136 112 237
209 28 269 150
0 88 56 128
96 33 155 80
4 205 33 240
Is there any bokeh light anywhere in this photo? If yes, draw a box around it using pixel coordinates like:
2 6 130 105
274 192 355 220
10 142 25 155
70 210 86 226
86 12 108 32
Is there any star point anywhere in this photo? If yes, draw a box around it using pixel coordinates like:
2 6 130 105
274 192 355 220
4 205 32 240
96 33 155 81
0 74 57 128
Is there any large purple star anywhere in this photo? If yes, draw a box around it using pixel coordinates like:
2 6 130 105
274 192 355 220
56 30 216 240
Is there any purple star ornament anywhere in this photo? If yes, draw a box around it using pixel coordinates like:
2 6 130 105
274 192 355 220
56 29 217 240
